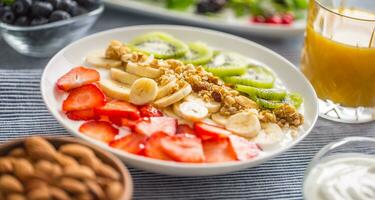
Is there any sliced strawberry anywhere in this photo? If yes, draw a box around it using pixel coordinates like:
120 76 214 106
203 138 237 163
139 105 163 118
228 135 260 161
109 116 138 129
160 135 204 163
194 122 231 140
176 124 196 137
110 133 147 155
57 66 100 91
62 84 106 112
144 133 173 161
79 121 118 143
135 117 177 137
95 100 140 120
66 109 98 121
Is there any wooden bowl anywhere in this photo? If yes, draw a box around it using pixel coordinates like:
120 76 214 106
0 136 133 200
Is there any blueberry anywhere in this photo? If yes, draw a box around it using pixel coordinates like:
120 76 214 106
57 0 77 15
12 0 32 16
71 5 87 16
31 1 53 17
1 8 15 24
76 0 99 10
14 15 29 26
49 10 70 22
45 0 61 9
30 17 48 26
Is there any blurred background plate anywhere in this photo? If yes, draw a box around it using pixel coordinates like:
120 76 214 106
104 0 306 38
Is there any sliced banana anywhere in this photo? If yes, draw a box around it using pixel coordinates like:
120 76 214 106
99 79 130 101
179 101 208 122
210 113 229 126
129 78 158 105
111 68 140 85
172 102 183 118
126 62 161 79
162 107 193 126
156 77 177 99
225 112 261 138
154 84 192 108
86 50 122 68
184 94 221 113
253 123 284 150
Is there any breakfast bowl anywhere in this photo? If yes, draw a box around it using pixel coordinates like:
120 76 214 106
41 25 319 176
0 4 103 57
0 136 133 199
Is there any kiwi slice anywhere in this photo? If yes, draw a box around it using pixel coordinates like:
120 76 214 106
284 93 303 109
129 32 188 59
180 42 213 65
256 98 284 109
204 51 248 77
235 85 287 101
223 65 275 88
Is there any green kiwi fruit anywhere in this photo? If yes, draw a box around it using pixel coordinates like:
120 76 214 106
180 42 213 65
129 32 188 59
204 51 248 76
284 92 303 109
235 85 287 101
223 65 275 88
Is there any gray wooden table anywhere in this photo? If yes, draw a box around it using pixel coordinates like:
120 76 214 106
0 6 374 200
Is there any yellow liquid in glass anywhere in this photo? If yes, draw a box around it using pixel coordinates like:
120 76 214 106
301 8 375 107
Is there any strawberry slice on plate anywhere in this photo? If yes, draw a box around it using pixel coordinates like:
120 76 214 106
66 109 98 121
176 124 196 137
79 121 118 143
145 133 173 161
110 133 147 155
57 66 100 91
203 138 237 163
95 100 140 120
109 116 138 129
62 84 106 112
194 122 232 140
139 105 163 118
228 135 260 161
135 117 177 137
160 135 205 163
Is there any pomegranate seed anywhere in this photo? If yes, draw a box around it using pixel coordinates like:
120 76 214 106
282 13 294 24
252 15 266 23
266 15 282 24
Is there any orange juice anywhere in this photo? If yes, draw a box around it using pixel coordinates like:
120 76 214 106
301 4 375 107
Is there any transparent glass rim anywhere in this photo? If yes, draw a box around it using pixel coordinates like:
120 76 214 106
315 0 375 22
0 4 104 31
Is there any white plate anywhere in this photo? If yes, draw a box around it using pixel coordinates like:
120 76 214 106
104 0 306 38
41 25 318 176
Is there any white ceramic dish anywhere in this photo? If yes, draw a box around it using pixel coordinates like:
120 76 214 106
41 25 318 176
104 0 306 38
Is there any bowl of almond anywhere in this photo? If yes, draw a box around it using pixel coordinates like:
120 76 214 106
0 136 132 200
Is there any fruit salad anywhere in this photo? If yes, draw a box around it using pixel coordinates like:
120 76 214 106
55 32 304 163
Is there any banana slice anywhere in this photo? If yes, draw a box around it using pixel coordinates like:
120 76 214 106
184 94 221 113
129 78 158 105
162 107 193 126
86 50 122 68
173 102 183 118
111 68 140 85
126 62 161 79
156 77 177 99
154 84 192 108
225 112 261 138
253 123 284 150
99 79 130 101
178 101 208 122
210 113 229 126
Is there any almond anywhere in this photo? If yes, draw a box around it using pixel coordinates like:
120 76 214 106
0 158 13 173
25 179 48 191
7 148 26 158
6 193 26 200
0 175 24 193
106 181 123 200
95 164 120 181
34 160 62 181
49 186 71 200
85 180 105 200
64 165 95 180
59 144 95 159
13 158 34 180
54 153 79 167
96 177 111 188
76 193 94 200
80 156 101 170
59 178 87 194
27 186 50 200
25 137 56 161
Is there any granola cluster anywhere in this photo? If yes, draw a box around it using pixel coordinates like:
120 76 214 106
104 40 304 128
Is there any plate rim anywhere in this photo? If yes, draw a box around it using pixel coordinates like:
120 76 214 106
41 24 318 171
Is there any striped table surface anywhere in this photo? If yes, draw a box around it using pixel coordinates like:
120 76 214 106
1 69 374 200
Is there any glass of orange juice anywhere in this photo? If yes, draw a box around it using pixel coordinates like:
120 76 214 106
301 0 375 123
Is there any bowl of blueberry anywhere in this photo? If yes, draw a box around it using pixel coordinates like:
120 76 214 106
0 0 103 57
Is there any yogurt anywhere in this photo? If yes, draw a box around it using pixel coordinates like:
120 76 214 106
304 153 375 200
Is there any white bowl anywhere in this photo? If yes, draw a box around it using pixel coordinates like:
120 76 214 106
41 25 318 176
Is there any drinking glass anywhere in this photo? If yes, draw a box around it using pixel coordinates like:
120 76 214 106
301 0 375 123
